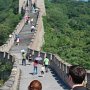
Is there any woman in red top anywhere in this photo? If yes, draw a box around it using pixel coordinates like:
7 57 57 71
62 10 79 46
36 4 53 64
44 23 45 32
33 60 38 75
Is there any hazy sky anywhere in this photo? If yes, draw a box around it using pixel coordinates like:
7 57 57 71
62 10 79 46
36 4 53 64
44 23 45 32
77 0 88 1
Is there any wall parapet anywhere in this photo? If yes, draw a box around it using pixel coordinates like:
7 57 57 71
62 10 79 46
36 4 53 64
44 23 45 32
0 52 20 90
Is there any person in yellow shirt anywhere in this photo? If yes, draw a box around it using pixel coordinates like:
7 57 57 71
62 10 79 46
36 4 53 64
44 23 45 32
22 52 26 65
43 57 49 72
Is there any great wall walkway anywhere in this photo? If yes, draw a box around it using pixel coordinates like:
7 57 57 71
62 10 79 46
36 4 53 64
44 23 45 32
9 0 70 90
8 9 69 90
9 16 69 90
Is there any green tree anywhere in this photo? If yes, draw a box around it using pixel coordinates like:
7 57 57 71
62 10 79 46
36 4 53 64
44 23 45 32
0 24 10 45
43 0 90 69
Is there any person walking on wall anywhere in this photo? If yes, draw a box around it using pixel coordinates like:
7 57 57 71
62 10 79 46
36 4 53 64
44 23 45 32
31 25 35 32
28 54 32 63
16 37 20 45
67 65 88 90
28 19 31 25
30 18 33 25
33 60 38 75
43 57 49 72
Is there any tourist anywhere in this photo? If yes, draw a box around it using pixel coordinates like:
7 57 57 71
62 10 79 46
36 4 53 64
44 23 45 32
28 80 42 90
43 57 49 72
31 25 35 32
67 65 88 90
28 54 32 63
15 34 19 41
31 18 33 25
33 60 38 74
16 37 20 46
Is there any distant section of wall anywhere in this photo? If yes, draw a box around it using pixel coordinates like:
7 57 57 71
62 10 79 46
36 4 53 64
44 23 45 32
28 0 46 51
32 0 46 16
19 0 27 13
36 0 46 16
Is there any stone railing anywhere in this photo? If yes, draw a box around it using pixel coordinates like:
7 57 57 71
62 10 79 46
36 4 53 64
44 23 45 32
0 18 25 52
0 52 20 90
27 48 90 89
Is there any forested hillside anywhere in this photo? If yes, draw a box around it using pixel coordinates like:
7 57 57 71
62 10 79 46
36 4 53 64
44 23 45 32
43 0 90 69
0 0 22 45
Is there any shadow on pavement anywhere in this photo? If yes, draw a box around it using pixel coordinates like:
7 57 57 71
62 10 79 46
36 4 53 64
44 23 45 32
49 68 70 90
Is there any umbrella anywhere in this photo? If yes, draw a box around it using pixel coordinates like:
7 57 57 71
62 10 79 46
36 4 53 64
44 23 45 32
35 56 42 61
21 49 26 53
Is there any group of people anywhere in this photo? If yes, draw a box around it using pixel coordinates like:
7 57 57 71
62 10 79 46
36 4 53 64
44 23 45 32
14 17 35 46
24 13 36 33
27 17 35 32
21 52 50 76
28 65 88 90
21 51 88 90
33 57 50 77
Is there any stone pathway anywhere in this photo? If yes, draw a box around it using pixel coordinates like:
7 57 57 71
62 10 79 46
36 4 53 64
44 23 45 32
9 1 69 90
9 18 69 90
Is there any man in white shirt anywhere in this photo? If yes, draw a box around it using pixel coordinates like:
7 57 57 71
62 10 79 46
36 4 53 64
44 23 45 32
31 25 35 32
